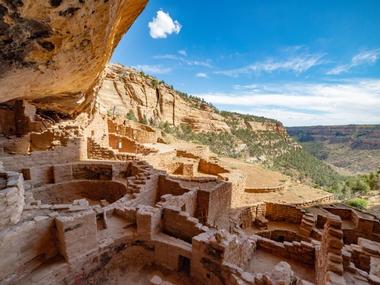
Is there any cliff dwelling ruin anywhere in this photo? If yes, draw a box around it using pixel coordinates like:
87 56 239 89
0 0 379 285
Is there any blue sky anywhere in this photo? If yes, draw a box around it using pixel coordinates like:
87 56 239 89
112 0 380 126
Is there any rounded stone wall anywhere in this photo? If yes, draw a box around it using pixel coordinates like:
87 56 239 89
32 180 127 205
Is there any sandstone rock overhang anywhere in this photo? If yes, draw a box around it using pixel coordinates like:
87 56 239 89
0 0 148 115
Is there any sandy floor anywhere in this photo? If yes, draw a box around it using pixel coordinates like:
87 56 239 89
235 184 331 208
219 156 285 188
248 250 315 283
143 143 175 153
101 265 193 285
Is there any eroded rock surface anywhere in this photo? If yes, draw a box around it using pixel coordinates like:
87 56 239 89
97 64 287 134
0 0 148 114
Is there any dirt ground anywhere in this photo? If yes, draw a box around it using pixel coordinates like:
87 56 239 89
248 250 315 283
99 265 193 285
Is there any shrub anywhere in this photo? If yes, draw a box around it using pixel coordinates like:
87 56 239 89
125 110 136 121
347 198 368 209
139 115 148 125
151 79 159 89
273 148 344 189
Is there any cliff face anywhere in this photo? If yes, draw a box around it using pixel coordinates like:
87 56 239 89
97 64 287 135
97 64 230 132
0 0 148 114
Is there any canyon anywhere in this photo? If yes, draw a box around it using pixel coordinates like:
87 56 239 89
288 125 380 174
0 1 380 285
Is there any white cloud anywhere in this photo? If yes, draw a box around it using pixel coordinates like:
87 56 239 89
215 54 324 77
178 50 187 56
193 79 380 126
196 72 208 78
154 54 212 68
148 10 181 39
327 49 380 75
132 65 171 74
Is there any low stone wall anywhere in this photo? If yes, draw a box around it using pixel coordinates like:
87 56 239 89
291 194 334 208
0 171 25 228
245 184 285 193
324 205 380 244
107 119 158 143
0 138 84 171
87 138 136 161
191 230 256 285
198 159 229 175
257 236 315 265
162 207 204 243
257 229 305 243
32 180 128 205
157 175 193 197
157 190 197 216
342 237 380 284
265 203 304 224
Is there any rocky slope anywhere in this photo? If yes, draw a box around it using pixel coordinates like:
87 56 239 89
287 125 380 174
0 0 147 114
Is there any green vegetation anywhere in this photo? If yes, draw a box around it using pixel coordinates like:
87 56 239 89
346 198 368 209
177 91 218 111
301 141 329 160
139 115 148 125
232 128 291 159
220 110 278 124
151 79 160 89
159 123 240 157
273 148 343 189
125 110 137 122
274 149 379 199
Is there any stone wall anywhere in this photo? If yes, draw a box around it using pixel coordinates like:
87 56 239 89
158 175 193 197
56 210 97 262
0 171 25 228
0 108 16 135
191 230 256 285
162 207 204 243
0 138 84 171
32 180 128 205
198 159 229 175
324 205 380 244
265 203 304 224
0 216 57 283
315 215 345 285
342 238 380 283
201 182 232 229
157 190 197 216
245 184 285 193
22 162 116 187
257 237 315 265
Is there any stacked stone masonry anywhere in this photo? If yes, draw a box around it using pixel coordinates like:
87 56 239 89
0 104 378 285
